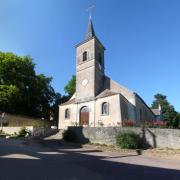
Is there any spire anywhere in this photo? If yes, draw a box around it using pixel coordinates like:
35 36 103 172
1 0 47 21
85 17 95 40
85 2 95 40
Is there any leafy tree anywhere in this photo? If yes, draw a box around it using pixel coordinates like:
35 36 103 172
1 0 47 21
172 114 180 129
0 51 59 119
64 75 76 97
51 92 61 123
0 85 20 113
50 93 72 124
151 93 178 128
60 95 70 103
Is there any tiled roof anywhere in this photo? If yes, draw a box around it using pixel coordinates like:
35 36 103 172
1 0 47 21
96 89 118 99
61 90 119 105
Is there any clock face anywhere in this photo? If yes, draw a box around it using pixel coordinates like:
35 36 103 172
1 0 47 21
82 79 88 86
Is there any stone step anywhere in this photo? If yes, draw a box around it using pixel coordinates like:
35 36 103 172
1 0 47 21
43 129 65 140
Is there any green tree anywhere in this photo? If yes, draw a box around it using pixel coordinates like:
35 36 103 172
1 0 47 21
151 93 177 128
0 85 20 113
0 51 58 119
51 92 62 123
172 114 180 129
64 75 76 97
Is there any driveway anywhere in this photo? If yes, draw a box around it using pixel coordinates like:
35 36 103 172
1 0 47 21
0 137 180 180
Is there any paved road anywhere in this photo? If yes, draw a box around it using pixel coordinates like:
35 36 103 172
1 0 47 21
0 138 180 180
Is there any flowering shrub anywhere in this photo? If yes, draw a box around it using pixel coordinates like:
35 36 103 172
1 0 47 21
122 120 139 127
150 120 167 128
97 120 104 127
117 122 121 126
122 119 167 128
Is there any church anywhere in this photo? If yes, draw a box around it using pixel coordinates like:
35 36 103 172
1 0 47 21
58 16 155 129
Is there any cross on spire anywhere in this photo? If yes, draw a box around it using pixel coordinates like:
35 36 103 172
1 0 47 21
85 1 96 40
87 1 94 19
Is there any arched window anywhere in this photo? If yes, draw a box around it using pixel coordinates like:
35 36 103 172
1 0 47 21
102 102 109 115
83 51 87 61
65 108 70 119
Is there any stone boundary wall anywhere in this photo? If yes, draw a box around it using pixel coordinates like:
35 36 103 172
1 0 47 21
1 126 33 135
1 126 56 137
68 127 180 149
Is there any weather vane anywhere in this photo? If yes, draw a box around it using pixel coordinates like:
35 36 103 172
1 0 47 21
87 0 94 19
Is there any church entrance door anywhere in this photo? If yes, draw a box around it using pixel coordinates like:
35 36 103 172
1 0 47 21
80 106 89 126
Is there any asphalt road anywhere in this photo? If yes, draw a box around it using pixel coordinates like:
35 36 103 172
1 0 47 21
0 137 180 180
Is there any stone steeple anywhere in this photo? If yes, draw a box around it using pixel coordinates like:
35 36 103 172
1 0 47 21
75 15 105 102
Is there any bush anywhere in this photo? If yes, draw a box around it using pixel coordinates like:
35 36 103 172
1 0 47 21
62 129 77 142
18 127 29 137
116 131 142 149
152 120 167 128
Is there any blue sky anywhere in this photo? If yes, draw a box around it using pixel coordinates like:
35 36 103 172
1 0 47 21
0 0 180 111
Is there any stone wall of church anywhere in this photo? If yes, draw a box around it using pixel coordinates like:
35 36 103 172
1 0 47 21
76 38 96 101
59 93 155 129
135 95 155 122
76 39 95 65
95 94 121 127
95 41 104 68
76 66 95 101
120 95 136 122
59 94 123 129
105 77 136 106
58 104 77 129
77 101 95 127
95 68 104 96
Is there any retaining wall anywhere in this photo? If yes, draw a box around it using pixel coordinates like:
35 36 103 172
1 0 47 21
1 126 56 137
68 127 180 149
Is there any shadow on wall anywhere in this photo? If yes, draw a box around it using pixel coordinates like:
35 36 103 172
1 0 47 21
141 127 157 148
66 126 158 149
63 126 90 144
146 128 157 148
104 76 110 90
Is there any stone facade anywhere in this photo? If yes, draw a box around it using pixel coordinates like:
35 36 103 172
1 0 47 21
58 18 155 129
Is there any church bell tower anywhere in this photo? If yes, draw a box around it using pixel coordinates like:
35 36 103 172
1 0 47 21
75 16 105 102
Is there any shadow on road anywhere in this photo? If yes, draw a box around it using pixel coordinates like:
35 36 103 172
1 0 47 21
0 137 180 180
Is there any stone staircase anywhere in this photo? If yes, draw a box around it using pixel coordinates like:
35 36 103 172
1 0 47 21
43 129 65 140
